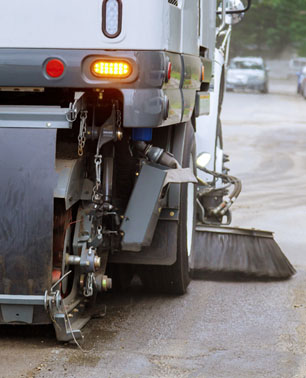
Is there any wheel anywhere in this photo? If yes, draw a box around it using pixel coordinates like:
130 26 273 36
261 82 268 94
303 85 306 99
139 123 196 295
108 263 135 292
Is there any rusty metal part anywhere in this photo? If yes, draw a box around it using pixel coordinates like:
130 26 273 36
53 200 72 295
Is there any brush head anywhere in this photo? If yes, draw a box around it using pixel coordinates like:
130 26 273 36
190 226 296 280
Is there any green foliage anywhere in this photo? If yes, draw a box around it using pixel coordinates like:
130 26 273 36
230 0 306 57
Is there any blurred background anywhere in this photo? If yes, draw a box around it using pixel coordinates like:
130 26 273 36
221 0 306 271
231 0 306 58
227 0 306 94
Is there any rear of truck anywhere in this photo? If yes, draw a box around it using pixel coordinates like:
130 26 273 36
0 0 215 340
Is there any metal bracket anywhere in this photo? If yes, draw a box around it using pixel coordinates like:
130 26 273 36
66 91 85 123
0 295 46 324
44 289 89 342
0 91 85 129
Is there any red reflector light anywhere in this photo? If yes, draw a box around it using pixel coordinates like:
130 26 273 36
167 62 172 82
46 59 65 78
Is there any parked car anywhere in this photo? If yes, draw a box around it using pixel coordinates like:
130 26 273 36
297 66 306 95
289 57 306 77
226 57 269 93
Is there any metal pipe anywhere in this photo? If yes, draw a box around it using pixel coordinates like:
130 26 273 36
216 0 226 36
133 141 180 168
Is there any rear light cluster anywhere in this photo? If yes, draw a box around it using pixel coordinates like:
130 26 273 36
44 58 132 80
91 60 132 78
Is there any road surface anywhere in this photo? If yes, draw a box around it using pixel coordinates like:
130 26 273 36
1 79 306 378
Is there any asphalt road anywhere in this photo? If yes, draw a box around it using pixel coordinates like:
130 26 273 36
1 79 306 378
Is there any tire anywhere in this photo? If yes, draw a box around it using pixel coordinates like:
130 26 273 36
108 263 135 292
261 82 268 94
139 123 196 295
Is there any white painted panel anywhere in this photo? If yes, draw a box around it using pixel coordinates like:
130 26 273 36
199 0 216 60
0 0 103 48
167 6 182 53
196 49 223 181
0 0 169 50
180 0 199 55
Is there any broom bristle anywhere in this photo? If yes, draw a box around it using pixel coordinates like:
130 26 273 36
190 227 296 279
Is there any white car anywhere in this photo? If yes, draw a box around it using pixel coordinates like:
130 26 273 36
226 57 269 93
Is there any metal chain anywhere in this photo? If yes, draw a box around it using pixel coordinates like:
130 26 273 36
91 103 121 202
92 154 102 202
116 107 122 130
78 110 88 157
83 273 94 297
97 225 103 241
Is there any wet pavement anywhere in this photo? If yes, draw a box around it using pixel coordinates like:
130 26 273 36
1 78 306 378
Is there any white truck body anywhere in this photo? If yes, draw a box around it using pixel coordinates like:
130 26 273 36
0 0 215 58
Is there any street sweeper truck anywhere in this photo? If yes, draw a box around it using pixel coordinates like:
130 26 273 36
0 0 294 341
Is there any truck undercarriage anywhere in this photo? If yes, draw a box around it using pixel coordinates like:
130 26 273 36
0 54 204 340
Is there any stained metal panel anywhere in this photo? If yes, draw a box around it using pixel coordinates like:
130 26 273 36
54 159 85 209
0 128 57 295
120 164 167 252
0 105 72 129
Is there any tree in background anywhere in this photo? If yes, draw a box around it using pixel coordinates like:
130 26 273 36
230 0 306 57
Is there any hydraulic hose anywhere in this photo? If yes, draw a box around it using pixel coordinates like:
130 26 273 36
199 166 242 216
133 141 180 169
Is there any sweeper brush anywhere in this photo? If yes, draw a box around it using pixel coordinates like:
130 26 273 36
193 158 296 280
190 225 296 279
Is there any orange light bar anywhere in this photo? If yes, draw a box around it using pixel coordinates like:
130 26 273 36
91 60 132 78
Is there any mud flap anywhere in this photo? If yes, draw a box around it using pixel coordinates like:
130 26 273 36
0 128 57 322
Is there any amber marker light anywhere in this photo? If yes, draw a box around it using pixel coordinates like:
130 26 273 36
201 66 205 81
91 60 132 78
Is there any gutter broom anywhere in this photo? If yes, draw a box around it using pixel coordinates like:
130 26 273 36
192 164 296 279
190 225 296 279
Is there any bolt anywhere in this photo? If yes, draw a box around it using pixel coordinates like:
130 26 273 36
46 122 52 127
102 275 112 291
116 130 123 140
94 256 101 269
